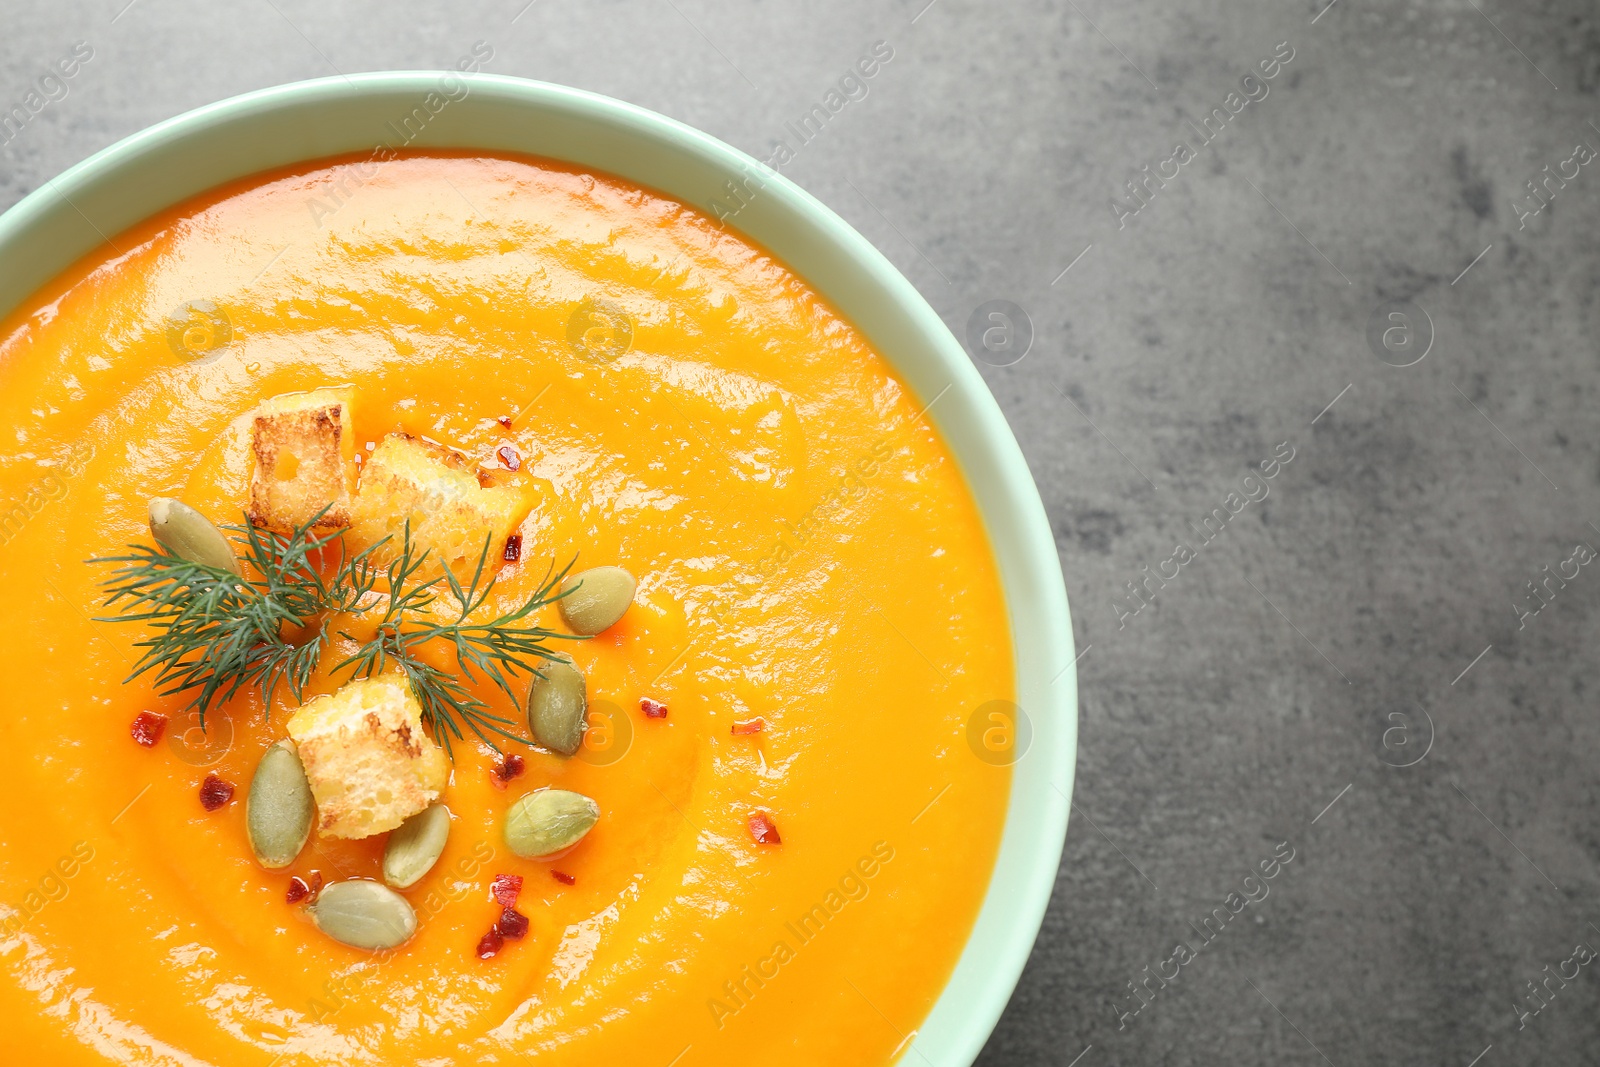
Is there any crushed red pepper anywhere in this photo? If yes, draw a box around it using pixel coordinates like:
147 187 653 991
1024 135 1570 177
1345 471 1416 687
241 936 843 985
551 870 576 886
476 926 504 959
640 697 669 719
496 415 513 429
503 534 522 563
479 875 530 958
491 873 523 908
285 871 324 904
199 774 235 811
496 444 521 471
747 811 781 845
491 754 525 788
731 717 765 735
496 907 530 940
130 711 167 747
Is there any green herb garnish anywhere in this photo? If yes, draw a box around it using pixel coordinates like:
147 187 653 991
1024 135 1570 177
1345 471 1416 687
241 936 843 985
93 507 573 756
333 526 573 756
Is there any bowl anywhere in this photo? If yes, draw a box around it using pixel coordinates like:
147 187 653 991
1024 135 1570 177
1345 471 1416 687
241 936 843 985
0 72 1077 1066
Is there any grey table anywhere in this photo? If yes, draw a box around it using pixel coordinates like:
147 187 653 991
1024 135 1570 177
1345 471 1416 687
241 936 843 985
5 1 1597 1063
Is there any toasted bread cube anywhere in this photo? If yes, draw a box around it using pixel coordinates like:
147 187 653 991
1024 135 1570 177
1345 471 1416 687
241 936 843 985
247 387 356 532
286 674 449 840
348 433 532 573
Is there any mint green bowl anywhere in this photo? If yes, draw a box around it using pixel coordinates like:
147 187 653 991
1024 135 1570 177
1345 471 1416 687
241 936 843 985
0 73 1076 1065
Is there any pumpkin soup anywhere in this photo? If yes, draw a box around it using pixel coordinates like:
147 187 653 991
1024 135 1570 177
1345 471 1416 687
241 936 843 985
0 153 1013 1066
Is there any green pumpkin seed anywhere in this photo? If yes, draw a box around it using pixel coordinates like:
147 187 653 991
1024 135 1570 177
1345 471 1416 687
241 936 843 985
558 566 636 635
311 880 418 951
504 789 600 859
527 658 588 756
246 740 313 869
149 497 239 574
382 803 451 889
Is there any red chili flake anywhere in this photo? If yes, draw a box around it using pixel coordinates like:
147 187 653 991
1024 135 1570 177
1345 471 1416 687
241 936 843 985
199 774 235 811
285 870 324 904
497 415 514 429
640 697 669 719
490 873 524 908
747 811 782 845
491 754 525 789
496 907 530 940
731 717 765 735
551 870 576 886
503 534 523 563
476 926 504 959
130 711 167 747
497 444 521 471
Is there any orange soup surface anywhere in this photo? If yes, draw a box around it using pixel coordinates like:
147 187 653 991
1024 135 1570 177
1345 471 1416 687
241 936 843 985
0 153 1013 1066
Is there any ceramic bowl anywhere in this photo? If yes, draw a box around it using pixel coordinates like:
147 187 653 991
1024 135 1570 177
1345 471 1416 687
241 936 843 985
0 73 1077 1066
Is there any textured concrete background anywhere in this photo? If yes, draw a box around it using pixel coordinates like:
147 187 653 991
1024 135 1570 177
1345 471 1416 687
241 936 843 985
5 0 1600 1064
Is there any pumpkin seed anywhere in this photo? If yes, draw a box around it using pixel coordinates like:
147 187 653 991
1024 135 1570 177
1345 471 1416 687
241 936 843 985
527 658 588 756
558 566 636 635
504 789 600 859
382 803 451 889
311 880 418 951
149 497 240 575
246 740 313 869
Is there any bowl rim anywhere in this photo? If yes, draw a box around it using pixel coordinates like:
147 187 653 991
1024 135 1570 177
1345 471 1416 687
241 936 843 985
0 72 1077 1066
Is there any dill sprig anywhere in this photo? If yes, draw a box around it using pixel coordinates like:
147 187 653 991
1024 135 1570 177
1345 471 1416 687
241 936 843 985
93 508 381 723
334 534 574 757
93 510 575 756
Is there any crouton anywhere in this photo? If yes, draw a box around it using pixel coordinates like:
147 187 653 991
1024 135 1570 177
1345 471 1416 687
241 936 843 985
348 433 532 573
247 387 356 532
285 674 449 840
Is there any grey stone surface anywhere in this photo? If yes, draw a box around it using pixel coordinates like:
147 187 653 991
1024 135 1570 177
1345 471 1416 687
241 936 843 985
4 0 1599 1063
